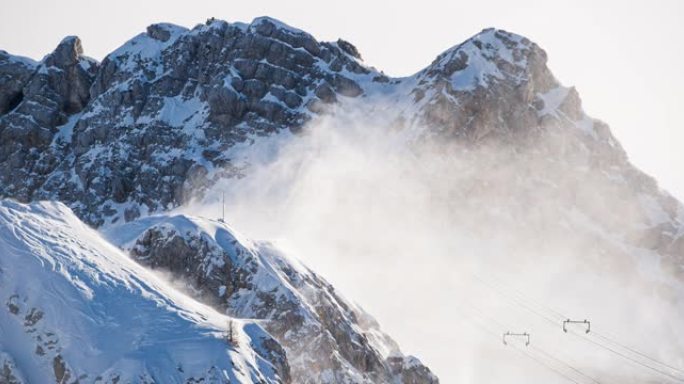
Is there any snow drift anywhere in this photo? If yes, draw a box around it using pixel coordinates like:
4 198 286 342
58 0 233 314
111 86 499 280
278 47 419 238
0 200 285 384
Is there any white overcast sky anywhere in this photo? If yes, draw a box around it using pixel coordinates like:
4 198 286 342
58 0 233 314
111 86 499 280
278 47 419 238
1 0 682 200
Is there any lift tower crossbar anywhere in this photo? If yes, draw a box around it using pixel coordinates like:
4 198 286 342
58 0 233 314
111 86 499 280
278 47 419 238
563 319 591 334
502 331 530 346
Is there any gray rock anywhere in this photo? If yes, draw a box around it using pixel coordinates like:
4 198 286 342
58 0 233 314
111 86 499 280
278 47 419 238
0 353 25 384
0 51 35 115
118 217 437 384
0 17 370 226
0 35 97 206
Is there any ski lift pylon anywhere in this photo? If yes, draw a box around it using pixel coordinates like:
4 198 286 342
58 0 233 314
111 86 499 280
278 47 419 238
502 331 530 346
563 319 591 334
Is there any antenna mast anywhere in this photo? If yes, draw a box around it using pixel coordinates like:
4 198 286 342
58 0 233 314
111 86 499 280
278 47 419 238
221 192 225 223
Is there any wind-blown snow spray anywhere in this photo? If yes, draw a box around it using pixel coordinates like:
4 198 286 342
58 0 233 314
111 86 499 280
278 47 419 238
182 100 684 383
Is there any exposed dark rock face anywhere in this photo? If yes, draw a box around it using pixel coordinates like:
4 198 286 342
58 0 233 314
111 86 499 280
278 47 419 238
0 353 25 384
1 22 666 239
407 29 558 142
0 52 33 115
0 36 97 203
110 215 438 384
0 17 375 226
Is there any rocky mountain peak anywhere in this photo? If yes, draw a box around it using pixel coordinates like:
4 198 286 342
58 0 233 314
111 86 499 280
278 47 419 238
0 18 626 227
336 38 363 60
45 35 84 67
145 23 183 42
419 28 554 93
247 16 311 37
405 28 582 143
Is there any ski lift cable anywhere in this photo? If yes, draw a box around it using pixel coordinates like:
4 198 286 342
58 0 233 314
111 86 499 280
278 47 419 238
476 271 569 320
478 291 607 384
591 331 684 376
476 277 684 382
453 295 509 339
460 298 521 330
460 306 504 339
459 298 603 384
566 329 684 383
513 291 684 383
495 283 683 384
467 291 608 383
461 303 530 349
510 344 584 384
474 272 567 323
454 284 536 331
472 274 560 326
531 345 603 384
462 309 586 384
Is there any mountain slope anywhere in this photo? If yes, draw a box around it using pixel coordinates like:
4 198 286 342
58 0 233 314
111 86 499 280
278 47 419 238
0 200 287 383
0 17 380 227
401 28 684 277
102 213 437 384
2 18 677 254
1 15 684 383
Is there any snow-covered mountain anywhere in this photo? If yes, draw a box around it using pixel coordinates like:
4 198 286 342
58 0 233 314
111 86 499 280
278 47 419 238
0 200 287 383
101 213 437 384
1 15 683 383
0 199 435 383
0 17 379 227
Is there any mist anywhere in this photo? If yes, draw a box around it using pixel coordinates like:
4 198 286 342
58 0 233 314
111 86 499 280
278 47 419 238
180 101 684 383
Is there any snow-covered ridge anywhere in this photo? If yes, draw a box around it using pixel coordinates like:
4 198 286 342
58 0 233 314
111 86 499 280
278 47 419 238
102 212 438 384
0 200 286 383
0 16 592 227
0 50 37 69
107 23 187 73
419 28 536 91
0 15 386 226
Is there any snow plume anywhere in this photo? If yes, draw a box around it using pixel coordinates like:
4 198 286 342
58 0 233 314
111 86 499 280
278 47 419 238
182 100 684 383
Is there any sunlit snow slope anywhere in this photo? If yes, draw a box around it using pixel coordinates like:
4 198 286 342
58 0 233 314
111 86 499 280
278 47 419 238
0 200 284 384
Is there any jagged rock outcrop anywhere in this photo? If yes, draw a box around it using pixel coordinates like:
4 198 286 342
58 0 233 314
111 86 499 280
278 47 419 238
1 20 665 237
0 52 34 115
0 36 97 203
406 28 557 142
104 215 438 384
0 17 377 226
